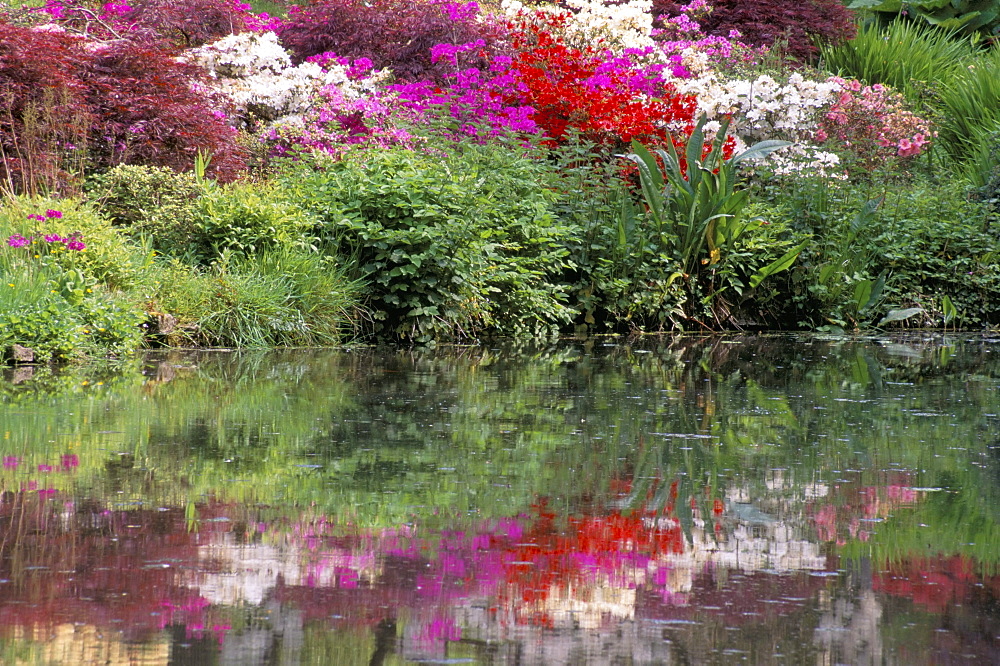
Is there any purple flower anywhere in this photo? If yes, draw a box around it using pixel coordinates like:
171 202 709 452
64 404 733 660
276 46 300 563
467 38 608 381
61 454 79 470
66 239 86 251
26 214 45 222
7 234 30 248
45 209 62 219
44 234 64 243
38 464 53 473
2 456 20 469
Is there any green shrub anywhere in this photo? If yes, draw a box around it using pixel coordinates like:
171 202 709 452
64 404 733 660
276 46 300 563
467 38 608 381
276 143 581 342
765 173 1000 330
189 182 318 264
873 180 1000 328
89 167 319 264
86 164 208 256
0 262 145 363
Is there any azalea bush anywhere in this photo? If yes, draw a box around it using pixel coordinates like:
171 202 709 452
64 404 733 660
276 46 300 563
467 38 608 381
188 31 391 126
502 12 700 149
816 77 935 172
502 0 656 53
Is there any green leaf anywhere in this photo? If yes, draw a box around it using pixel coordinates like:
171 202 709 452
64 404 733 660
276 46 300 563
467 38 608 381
730 140 793 167
749 241 807 288
941 294 958 324
878 307 924 326
853 279 874 314
850 197 884 236
859 272 887 314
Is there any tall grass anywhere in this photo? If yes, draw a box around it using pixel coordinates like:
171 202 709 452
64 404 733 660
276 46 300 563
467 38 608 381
148 249 366 348
936 46 1000 164
820 19 976 107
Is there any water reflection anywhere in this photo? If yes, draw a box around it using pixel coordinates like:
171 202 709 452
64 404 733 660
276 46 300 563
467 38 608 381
0 334 999 663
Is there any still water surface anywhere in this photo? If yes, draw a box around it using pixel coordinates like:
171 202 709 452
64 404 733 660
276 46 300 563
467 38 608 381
1 334 998 664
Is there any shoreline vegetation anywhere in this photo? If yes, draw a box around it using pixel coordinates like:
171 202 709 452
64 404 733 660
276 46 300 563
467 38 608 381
2 0 1000 362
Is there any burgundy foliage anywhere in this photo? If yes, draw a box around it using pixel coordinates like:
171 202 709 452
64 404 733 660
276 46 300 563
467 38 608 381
0 22 245 191
278 0 497 82
117 0 251 47
653 0 857 62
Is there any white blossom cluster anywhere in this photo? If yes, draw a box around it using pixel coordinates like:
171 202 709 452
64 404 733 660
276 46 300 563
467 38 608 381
189 32 389 123
500 0 655 53
676 71 842 143
561 0 655 52
763 144 847 180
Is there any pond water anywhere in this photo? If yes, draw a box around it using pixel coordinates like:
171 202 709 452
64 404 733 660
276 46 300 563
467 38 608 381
0 334 998 664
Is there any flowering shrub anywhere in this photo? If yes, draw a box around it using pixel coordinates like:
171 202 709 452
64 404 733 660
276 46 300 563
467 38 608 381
189 31 391 124
263 67 422 159
677 71 841 143
502 13 699 148
816 78 935 169
648 1 770 80
278 0 496 82
392 61 540 141
501 0 656 53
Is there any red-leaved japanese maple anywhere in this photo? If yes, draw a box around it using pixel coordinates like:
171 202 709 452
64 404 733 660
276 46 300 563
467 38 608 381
278 0 498 82
0 22 245 194
653 0 856 63
115 0 252 47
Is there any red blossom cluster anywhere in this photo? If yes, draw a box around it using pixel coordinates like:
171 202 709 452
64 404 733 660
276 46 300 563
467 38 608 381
503 14 700 151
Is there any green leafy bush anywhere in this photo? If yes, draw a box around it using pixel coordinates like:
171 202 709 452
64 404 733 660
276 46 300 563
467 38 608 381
766 174 1000 330
0 259 145 362
276 144 581 342
189 182 318 264
848 0 1000 37
86 164 208 256
873 180 1000 328
91 171 319 264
